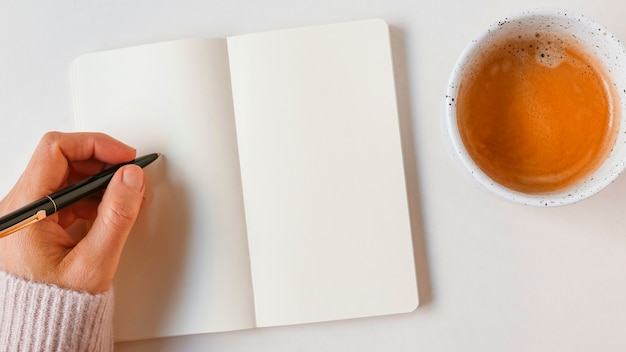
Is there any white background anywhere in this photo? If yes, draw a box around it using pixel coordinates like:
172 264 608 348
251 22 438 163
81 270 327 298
2 0 626 351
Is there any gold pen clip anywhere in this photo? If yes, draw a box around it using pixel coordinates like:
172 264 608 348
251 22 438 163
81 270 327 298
0 210 47 239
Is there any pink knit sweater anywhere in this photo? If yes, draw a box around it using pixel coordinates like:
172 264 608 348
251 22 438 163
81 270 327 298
0 270 114 351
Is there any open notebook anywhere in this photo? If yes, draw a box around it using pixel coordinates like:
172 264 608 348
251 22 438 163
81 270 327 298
71 19 418 341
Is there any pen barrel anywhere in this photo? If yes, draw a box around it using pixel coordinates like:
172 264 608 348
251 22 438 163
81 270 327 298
49 153 159 210
49 172 114 211
0 197 55 233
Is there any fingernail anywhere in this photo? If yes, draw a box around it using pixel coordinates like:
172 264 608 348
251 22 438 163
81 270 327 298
122 165 145 191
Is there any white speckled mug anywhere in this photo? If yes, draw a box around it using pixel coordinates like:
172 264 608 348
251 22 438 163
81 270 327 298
444 8 626 206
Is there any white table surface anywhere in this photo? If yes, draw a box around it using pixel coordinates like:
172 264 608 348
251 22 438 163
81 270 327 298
2 0 626 351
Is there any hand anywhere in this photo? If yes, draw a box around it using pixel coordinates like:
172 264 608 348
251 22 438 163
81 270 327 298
0 132 145 293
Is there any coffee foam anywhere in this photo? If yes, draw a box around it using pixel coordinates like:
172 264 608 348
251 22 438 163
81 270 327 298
467 31 597 76
528 32 566 68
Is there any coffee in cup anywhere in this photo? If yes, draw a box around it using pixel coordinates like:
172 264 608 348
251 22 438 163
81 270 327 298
444 9 626 206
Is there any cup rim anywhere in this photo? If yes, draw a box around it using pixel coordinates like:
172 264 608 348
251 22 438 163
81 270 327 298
444 8 626 206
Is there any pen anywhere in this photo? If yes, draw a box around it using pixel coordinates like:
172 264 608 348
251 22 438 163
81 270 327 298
0 153 160 238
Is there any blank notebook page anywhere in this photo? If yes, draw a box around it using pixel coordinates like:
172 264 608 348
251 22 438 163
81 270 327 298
227 19 419 327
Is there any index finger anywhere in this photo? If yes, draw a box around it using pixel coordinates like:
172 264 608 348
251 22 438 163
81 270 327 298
37 132 136 164
21 132 137 198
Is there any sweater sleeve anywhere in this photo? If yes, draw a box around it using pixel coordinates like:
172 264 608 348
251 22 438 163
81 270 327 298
0 270 114 352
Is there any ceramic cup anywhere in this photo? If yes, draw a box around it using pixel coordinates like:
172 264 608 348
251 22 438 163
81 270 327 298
444 8 626 206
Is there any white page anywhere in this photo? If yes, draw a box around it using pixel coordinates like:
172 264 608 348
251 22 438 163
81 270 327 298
71 39 255 340
227 19 419 327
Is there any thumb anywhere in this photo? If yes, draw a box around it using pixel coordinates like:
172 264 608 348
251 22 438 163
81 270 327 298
73 165 145 291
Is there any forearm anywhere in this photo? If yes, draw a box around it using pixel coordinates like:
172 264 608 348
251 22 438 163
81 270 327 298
0 270 114 352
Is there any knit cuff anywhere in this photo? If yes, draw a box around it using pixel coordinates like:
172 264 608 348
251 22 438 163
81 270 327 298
0 270 114 352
